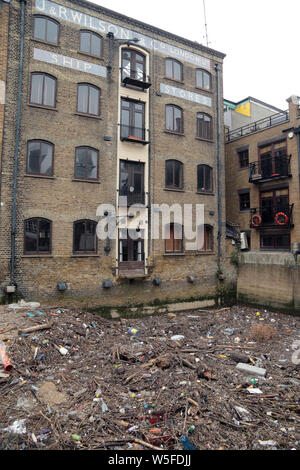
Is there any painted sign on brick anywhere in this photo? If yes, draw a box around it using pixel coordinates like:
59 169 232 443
33 48 107 77
160 83 212 107
35 0 211 70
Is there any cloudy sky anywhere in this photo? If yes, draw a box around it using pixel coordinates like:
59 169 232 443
87 0 299 110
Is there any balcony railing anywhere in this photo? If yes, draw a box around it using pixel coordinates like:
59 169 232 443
118 189 146 207
120 125 149 144
226 110 289 142
250 204 294 229
121 68 152 90
249 155 291 183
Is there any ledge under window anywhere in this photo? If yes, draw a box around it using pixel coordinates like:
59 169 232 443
164 130 184 137
72 178 101 184
77 50 104 61
195 137 214 143
22 254 53 258
71 254 99 258
196 191 214 196
24 174 55 180
74 113 102 120
28 103 58 112
164 252 185 257
164 187 185 193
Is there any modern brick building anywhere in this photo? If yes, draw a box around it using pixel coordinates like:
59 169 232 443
0 0 227 307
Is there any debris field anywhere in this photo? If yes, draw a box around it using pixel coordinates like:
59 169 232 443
0 302 299 450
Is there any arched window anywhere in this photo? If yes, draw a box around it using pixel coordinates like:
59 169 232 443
75 147 99 180
197 225 214 252
197 113 213 140
30 73 57 108
77 84 100 116
24 218 52 254
165 223 183 253
122 48 146 82
166 105 183 133
80 30 103 57
196 69 212 90
165 159 183 189
73 220 97 254
197 164 213 193
27 140 54 176
165 58 183 81
33 16 59 45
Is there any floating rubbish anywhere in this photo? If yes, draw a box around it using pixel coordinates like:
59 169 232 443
26 313 36 318
1 419 26 435
247 388 263 394
180 435 197 450
128 328 141 337
71 434 81 441
0 340 13 373
171 335 185 342
54 345 69 356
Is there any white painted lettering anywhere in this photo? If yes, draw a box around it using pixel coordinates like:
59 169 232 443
71 10 83 25
58 6 68 20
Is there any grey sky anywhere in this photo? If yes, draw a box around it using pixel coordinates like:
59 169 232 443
87 0 299 110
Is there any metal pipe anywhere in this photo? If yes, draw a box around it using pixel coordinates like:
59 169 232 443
10 0 26 286
215 63 222 271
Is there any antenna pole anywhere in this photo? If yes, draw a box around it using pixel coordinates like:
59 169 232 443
203 0 209 47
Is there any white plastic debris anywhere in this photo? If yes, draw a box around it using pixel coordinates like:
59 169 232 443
247 388 263 394
171 335 185 341
1 419 26 434
236 363 267 377
258 440 277 447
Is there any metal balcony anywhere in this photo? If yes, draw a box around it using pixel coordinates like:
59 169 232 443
120 125 149 145
250 204 294 229
249 155 292 183
121 68 152 90
118 189 146 207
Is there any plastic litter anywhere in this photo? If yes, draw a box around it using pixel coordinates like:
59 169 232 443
1 419 26 435
180 435 197 450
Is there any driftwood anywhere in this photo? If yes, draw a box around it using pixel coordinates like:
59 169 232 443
18 320 54 335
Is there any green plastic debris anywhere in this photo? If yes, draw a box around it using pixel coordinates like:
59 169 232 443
72 434 81 441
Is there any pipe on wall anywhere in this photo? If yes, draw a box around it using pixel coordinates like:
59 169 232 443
10 0 26 286
215 63 222 272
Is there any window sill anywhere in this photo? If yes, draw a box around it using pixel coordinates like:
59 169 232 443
28 103 58 112
72 179 101 184
74 113 102 120
240 209 251 213
196 191 214 196
196 251 215 256
164 130 184 137
31 38 59 48
195 86 213 94
24 174 55 180
71 254 99 258
164 253 185 257
23 255 53 258
195 137 214 143
164 188 185 193
164 76 185 85
77 51 104 61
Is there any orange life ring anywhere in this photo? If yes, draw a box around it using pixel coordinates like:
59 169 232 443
275 212 288 226
251 214 262 227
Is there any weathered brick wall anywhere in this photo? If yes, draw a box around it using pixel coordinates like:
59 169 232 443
0 0 229 306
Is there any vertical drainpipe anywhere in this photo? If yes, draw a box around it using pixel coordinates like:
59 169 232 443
10 0 26 286
214 63 222 272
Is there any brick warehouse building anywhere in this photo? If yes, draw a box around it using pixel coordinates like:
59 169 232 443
225 96 300 311
0 0 228 307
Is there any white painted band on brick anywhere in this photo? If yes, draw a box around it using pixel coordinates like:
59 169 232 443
33 48 107 78
0 81 5 105
160 83 212 107
34 0 211 70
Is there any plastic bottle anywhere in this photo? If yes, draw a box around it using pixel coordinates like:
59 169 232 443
128 328 141 337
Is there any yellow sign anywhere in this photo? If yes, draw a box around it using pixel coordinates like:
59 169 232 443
236 101 251 117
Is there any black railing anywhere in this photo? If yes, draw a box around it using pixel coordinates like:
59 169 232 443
250 204 294 228
121 68 151 89
249 155 291 183
226 110 289 142
120 124 147 143
118 189 146 206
